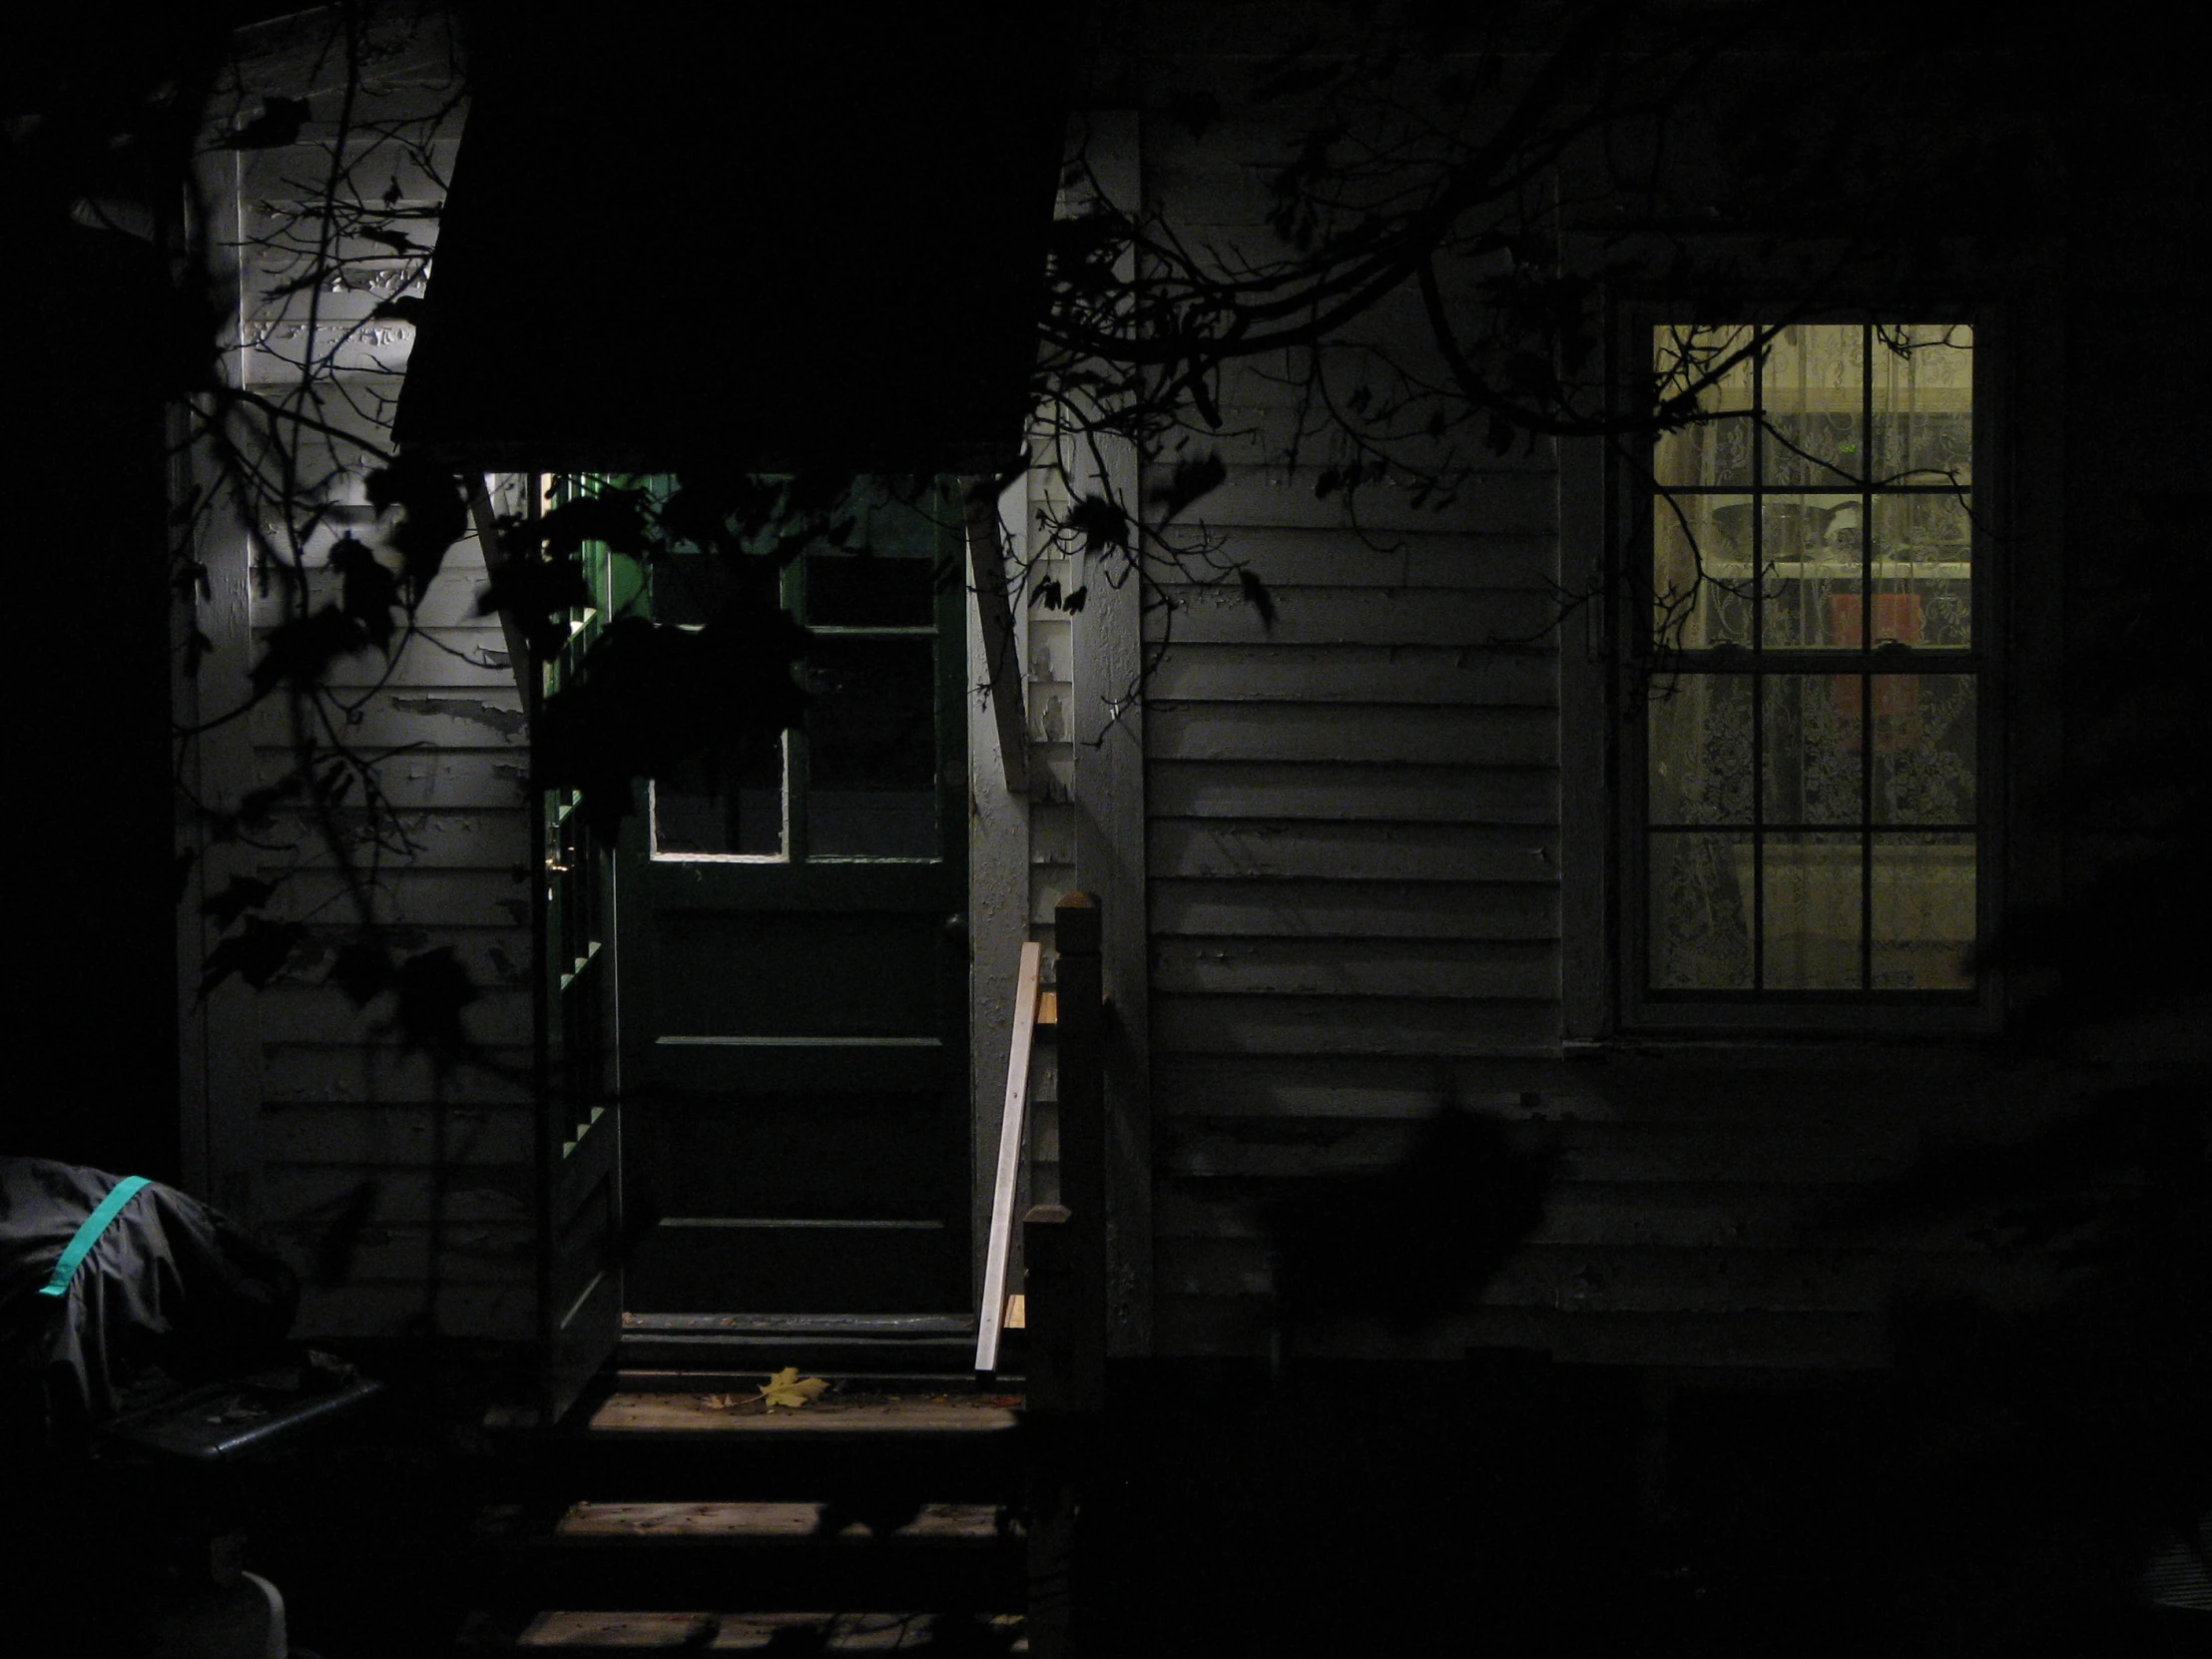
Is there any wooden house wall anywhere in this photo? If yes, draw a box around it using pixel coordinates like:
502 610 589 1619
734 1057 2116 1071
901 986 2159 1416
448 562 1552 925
1115 20 2094 1372
181 9 535 1341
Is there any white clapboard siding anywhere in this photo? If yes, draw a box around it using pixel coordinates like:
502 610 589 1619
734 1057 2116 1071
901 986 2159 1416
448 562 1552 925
1128 84 1972 1373
260 1042 533 1106
1149 583 1566 647
1149 644 1556 706
1134 89 1577 1352
256 1104 536 1168
188 11 539 1345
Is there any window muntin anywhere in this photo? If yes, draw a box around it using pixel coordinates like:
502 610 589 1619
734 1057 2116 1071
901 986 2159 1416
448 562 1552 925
1641 321 1980 1000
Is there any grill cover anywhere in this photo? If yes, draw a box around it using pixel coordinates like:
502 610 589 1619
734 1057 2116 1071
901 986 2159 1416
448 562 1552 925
1 1160 297 1441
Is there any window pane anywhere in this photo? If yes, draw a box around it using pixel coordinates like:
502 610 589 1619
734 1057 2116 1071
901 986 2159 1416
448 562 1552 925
653 739 785 857
808 637 937 857
1762 674 1864 826
1649 830 1753 989
1652 492 1754 648
650 550 774 628
807 478 943 627
1755 493 1863 650
1762 325 1866 487
1653 323 1757 488
1871 323 1972 486
1869 675 1976 825
1649 674 1752 824
807 550 935 627
1763 832 1863 990
1871 833 1975 990
1871 491 1972 647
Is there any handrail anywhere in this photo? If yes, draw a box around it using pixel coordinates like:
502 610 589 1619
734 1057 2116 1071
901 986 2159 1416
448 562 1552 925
974 940 1043 1374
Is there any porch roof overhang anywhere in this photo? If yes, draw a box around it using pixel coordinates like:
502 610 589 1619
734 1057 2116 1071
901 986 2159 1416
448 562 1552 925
393 5 1063 476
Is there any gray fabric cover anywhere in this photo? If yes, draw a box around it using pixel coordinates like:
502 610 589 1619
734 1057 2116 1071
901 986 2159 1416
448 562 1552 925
0 1159 297 1438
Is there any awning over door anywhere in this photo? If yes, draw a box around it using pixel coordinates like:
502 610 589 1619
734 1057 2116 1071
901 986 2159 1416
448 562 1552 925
394 4 1064 474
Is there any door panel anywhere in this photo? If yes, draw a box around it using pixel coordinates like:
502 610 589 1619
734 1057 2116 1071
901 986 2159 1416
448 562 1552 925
619 477 971 1318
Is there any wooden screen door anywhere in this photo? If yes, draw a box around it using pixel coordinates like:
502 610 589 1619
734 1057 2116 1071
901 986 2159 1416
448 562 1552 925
617 478 971 1316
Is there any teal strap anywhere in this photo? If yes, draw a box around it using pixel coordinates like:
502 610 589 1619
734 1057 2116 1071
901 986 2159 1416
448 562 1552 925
37 1176 152 1300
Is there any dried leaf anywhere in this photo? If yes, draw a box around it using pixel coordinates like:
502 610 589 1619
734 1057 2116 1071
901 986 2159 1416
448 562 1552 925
759 1367 830 1410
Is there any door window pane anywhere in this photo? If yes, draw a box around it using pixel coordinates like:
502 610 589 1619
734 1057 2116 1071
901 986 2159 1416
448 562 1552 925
653 738 785 857
807 637 937 857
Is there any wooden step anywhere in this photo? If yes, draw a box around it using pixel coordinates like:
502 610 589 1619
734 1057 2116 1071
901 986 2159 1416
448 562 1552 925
466 1609 1027 1654
491 1384 1026 1503
480 1501 1024 1611
618 1315 987 1377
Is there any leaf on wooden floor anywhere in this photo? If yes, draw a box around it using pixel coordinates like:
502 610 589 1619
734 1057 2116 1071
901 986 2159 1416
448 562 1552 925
760 1366 830 1409
704 1367 830 1412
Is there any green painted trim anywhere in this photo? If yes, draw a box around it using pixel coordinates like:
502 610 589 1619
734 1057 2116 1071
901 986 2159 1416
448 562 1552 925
37 1176 151 1299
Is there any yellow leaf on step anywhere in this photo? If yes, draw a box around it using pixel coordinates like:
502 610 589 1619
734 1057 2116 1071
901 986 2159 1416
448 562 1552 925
759 1367 830 1409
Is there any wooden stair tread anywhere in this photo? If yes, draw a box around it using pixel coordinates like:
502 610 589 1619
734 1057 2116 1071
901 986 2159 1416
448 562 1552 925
587 1391 1020 1435
511 1610 1026 1652
555 1501 1005 1543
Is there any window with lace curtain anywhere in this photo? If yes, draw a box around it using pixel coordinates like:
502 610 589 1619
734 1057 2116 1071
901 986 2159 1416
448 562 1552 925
1635 320 1983 1006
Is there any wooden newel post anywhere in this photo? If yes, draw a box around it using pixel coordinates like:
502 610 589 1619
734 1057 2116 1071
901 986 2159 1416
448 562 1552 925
1036 891 1105 1415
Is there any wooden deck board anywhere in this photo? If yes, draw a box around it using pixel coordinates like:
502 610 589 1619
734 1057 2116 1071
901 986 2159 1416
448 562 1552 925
586 1390 1021 1434
555 1501 1004 1543
517 1610 1025 1651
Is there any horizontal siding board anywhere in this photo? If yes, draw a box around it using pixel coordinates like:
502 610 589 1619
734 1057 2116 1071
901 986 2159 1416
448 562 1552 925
1154 1118 1906 1189
1147 643 1555 704
1451 1309 1889 1370
1148 584 1565 646
1146 1293 1889 1369
262 810 528 869
1152 936 1558 999
1198 527 1557 590
1148 703 1556 765
249 566 498 631
1150 464 1557 533
271 927 529 994
238 143 461 206
261 868 534 930
1158 1176 1901 1251
297 1226 538 1284
293 1283 533 1343
251 747 530 810
261 1043 533 1104
249 695 526 749
1147 761 1557 823
245 628 514 690
1150 821 1559 881
261 1164 530 1227
1152 993 1561 1057
1151 878 1559 940
254 983 531 1045
255 1104 534 1166
1154 1237 1913 1315
1151 404 1532 478
240 319 419 382
1152 1059 1567 1122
